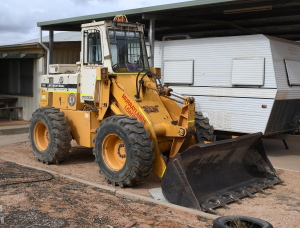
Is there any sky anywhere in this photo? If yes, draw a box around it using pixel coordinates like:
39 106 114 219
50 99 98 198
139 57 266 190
0 0 188 46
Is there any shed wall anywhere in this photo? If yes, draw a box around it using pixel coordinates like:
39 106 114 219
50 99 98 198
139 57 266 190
0 42 80 121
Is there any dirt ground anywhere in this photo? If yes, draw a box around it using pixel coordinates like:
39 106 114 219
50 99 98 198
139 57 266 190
0 160 212 228
1 141 300 227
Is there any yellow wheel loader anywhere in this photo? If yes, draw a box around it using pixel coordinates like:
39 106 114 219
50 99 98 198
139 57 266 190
29 16 281 212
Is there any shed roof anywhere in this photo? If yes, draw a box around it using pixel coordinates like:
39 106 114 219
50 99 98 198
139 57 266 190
37 0 300 41
24 32 81 43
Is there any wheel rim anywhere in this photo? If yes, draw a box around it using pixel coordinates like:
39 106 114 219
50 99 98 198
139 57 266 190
34 122 49 151
102 134 127 171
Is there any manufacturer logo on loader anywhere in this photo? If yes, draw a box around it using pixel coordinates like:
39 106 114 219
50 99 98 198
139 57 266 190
68 93 76 106
59 76 64 84
40 94 47 101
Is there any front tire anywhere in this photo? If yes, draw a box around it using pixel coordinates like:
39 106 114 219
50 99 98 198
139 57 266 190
93 115 154 187
194 112 215 143
29 107 72 164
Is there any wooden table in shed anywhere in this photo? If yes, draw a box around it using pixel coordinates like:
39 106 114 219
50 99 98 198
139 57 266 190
0 97 22 121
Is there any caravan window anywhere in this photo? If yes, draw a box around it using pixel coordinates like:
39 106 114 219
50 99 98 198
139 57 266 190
285 59 300 86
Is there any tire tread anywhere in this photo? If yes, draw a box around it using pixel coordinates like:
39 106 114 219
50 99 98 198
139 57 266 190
195 112 216 143
94 115 154 187
29 107 71 164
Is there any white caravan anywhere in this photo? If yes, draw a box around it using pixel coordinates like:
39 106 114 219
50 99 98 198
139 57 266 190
154 34 300 135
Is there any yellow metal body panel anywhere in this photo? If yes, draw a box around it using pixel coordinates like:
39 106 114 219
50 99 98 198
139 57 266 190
40 89 48 107
148 128 168 178
62 110 99 148
40 90 84 110
169 101 196 157
95 68 111 120
110 74 180 177
159 96 181 121
39 70 196 178
52 91 68 109
112 75 174 125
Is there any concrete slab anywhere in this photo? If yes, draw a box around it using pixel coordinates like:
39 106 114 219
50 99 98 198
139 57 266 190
0 124 29 135
0 119 29 127
263 138 300 172
0 133 29 146
0 118 29 136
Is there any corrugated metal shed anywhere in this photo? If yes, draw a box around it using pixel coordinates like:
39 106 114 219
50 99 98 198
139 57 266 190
37 0 300 41
23 32 81 43
0 37 80 121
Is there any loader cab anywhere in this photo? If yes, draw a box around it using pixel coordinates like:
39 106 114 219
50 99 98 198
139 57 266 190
81 20 149 74
108 29 149 72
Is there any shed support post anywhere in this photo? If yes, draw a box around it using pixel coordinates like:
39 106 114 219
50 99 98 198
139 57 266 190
39 27 50 75
149 17 155 67
49 30 54 64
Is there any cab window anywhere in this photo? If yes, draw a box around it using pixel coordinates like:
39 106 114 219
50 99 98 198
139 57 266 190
84 30 102 65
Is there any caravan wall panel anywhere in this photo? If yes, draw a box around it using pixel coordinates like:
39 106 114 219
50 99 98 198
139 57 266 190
154 35 278 134
194 96 274 134
269 37 300 100
155 35 277 89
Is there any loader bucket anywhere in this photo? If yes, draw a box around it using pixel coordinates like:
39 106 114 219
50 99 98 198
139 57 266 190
161 133 282 212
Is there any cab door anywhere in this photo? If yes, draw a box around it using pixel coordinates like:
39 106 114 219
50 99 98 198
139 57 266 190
80 29 103 103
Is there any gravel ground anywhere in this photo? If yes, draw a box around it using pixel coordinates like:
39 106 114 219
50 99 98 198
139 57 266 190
0 141 300 227
215 169 300 227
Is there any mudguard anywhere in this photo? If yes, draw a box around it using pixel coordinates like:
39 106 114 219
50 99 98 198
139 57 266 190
161 133 282 212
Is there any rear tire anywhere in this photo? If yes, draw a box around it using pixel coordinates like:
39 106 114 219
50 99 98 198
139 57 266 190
93 115 154 187
213 216 273 228
29 107 71 164
194 112 215 143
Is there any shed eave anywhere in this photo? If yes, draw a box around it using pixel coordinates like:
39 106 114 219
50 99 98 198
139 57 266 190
0 42 39 50
0 53 44 59
37 0 239 27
